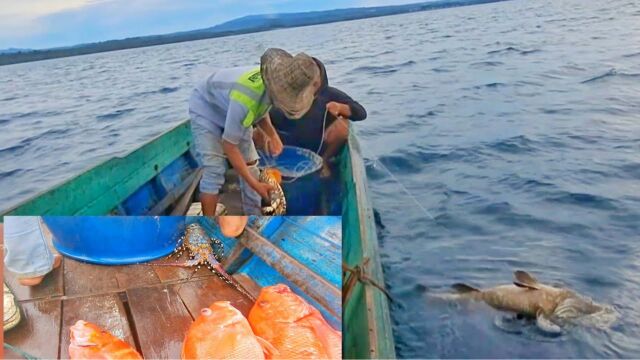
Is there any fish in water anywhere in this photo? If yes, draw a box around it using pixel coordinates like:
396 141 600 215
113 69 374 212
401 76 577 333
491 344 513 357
448 270 616 333
69 320 142 359
181 301 276 360
248 284 342 359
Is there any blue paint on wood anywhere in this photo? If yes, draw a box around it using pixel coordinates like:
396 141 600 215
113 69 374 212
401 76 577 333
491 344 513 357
193 215 342 329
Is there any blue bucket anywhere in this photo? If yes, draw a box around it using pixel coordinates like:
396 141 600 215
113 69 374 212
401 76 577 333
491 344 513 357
44 216 185 265
259 146 323 215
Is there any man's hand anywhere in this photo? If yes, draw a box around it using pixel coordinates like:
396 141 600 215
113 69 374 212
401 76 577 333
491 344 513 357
326 102 351 118
253 181 275 200
267 134 284 156
256 112 284 156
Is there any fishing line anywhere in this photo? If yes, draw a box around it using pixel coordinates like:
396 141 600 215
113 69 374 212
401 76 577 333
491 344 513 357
257 108 330 184
258 108 437 223
368 157 436 222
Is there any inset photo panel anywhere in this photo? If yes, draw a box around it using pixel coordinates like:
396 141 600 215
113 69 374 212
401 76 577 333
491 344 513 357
2 215 341 359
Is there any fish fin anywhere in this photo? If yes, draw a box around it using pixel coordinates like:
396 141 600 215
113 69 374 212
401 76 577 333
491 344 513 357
513 281 539 290
301 314 342 357
451 283 480 293
256 336 278 358
535 310 562 334
514 270 540 289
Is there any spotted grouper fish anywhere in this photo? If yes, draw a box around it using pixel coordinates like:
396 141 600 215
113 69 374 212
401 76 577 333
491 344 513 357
69 320 142 359
248 284 342 359
448 270 617 333
181 301 276 360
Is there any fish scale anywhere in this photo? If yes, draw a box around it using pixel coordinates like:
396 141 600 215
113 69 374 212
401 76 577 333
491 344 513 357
182 302 269 360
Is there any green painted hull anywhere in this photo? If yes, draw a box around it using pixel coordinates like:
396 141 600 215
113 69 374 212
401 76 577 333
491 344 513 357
341 131 396 359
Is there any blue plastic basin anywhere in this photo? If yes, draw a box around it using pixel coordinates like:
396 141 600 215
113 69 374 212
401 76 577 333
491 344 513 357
259 146 323 215
44 216 185 265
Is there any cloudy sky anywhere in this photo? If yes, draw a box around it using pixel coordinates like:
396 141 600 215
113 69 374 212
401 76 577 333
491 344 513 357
0 0 417 49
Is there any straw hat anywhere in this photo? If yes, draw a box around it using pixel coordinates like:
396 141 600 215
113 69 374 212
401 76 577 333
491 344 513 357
261 48 320 119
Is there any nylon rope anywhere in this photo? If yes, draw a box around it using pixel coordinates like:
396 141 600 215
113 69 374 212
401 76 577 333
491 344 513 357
4 343 40 360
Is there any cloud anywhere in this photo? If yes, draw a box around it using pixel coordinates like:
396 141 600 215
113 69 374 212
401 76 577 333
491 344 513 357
0 0 414 49
0 0 109 19
0 0 111 45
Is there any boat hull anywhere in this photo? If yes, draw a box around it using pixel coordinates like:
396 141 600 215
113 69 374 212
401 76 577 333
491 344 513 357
341 131 396 359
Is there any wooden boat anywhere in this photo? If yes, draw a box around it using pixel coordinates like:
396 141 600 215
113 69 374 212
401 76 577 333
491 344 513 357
4 216 341 359
0 120 396 358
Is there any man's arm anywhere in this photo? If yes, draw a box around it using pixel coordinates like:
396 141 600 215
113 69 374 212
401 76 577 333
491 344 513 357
222 101 274 200
256 113 283 156
325 87 367 121
222 140 273 199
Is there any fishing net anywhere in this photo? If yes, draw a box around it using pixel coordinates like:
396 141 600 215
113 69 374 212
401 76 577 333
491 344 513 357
259 145 323 180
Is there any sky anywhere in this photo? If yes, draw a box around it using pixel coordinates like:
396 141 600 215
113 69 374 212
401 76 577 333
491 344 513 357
0 0 418 50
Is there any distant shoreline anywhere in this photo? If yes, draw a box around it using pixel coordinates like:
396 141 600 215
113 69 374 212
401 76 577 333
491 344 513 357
0 0 506 66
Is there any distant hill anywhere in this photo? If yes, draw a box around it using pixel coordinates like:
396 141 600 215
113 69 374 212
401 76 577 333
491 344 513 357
0 0 506 66
0 48 32 55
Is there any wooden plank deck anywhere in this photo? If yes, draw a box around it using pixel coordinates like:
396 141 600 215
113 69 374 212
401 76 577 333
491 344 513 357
4 252 258 359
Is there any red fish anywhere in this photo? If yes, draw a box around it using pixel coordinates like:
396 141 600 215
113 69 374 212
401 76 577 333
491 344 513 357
182 301 275 360
248 284 342 359
69 320 142 359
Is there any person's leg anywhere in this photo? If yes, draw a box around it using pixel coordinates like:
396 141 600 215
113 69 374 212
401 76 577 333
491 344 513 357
320 117 350 177
200 193 219 216
238 129 263 215
190 115 227 216
217 216 249 238
4 216 61 286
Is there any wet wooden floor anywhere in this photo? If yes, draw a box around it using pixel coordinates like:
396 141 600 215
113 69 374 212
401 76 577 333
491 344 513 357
4 251 261 359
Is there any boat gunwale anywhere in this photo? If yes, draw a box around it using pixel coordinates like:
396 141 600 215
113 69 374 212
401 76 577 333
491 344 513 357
343 128 396 359
1 120 193 218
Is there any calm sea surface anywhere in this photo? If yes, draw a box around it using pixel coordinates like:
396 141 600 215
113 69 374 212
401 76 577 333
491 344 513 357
1 0 639 357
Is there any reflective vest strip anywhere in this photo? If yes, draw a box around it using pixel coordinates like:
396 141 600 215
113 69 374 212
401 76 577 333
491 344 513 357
236 67 264 95
231 67 269 128
230 89 257 128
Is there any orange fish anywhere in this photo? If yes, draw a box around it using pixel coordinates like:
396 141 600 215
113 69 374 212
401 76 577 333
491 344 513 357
264 168 282 184
69 320 142 359
182 301 276 360
248 284 342 359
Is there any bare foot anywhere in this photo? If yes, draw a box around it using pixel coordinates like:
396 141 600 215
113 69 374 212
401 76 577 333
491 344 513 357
18 254 62 287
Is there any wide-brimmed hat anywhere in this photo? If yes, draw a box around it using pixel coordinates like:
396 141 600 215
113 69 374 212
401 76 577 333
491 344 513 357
261 48 320 119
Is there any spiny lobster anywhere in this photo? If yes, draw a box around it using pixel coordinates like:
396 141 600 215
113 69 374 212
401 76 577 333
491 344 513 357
152 223 256 301
260 168 286 216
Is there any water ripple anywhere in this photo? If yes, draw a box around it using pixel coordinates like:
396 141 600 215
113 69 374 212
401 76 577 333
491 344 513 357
581 68 640 83
350 60 416 75
95 108 135 121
